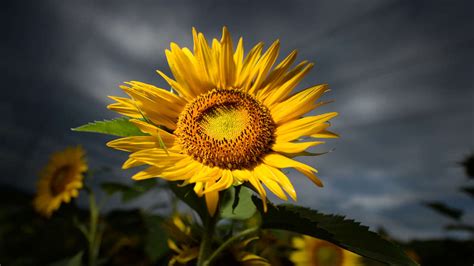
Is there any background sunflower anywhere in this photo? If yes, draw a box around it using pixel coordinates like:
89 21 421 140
33 146 87 217
291 236 362 266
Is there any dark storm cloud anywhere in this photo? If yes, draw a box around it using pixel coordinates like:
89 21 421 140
2 0 473 239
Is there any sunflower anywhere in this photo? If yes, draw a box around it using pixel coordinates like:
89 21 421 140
166 215 268 266
231 237 271 266
33 146 87 217
290 236 362 266
166 215 200 266
107 27 338 215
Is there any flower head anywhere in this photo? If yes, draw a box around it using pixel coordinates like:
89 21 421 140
107 27 338 215
165 215 268 266
33 146 87 217
290 236 363 266
165 214 200 266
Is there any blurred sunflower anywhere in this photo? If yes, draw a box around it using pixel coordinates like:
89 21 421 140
290 236 362 266
107 27 338 215
166 215 200 266
166 215 268 266
231 237 270 266
33 146 87 217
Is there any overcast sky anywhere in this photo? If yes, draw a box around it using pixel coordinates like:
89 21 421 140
2 0 473 240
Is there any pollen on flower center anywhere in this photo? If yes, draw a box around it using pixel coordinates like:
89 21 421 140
201 105 250 141
175 89 275 170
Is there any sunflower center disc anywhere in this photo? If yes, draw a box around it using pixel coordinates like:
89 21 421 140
311 242 344 266
50 165 73 195
175 89 275 169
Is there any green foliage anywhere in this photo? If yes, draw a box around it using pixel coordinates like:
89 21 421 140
0 187 87 265
143 214 169 262
424 202 463 221
72 117 148 137
49 251 83 266
168 182 207 221
101 179 159 202
221 186 256 220
253 197 418 266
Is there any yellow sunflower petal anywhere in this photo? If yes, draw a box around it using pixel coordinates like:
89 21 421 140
168 43 210 96
236 42 264 88
203 169 234 194
247 40 280 94
311 129 340 139
107 96 143 119
205 180 219 216
233 37 244 76
132 159 200 181
262 153 323 187
262 62 314 106
219 26 236 88
188 165 220 183
122 157 146 169
125 81 187 109
129 119 177 143
129 148 185 167
272 141 324 154
270 84 329 124
156 69 194 101
275 113 338 142
196 32 220 86
253 164 288 200
121 86 178 130
106 136 173 152
261 164 297 201
256 50 298 96
247 169 268 212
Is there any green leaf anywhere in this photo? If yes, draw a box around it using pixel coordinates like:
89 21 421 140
49 251 83 266
461 186 474 199
72 117 148 137
143 214 169 262
221 186 256 220
424 201 463 221
253 197 418 266
168 182 207 221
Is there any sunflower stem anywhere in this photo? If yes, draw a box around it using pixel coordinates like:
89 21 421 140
87 189 100 266
203 227 260 266
197 212 219 266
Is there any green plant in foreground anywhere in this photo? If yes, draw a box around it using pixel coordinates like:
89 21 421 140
72 26 418 266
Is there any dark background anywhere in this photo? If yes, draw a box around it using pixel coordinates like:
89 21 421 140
1 0 473 240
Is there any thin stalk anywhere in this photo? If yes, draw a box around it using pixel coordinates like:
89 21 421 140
197 213 219 266
203 227 260 266
88 190 100 266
